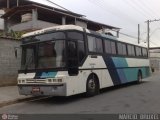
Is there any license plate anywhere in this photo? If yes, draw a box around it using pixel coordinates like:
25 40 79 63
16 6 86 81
32 87 40 92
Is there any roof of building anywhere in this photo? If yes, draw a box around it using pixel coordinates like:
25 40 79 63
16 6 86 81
1 4 83 18
0 0 84 17
0 0 120 31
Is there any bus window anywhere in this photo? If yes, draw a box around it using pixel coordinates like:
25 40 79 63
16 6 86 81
136 47 142 56
88 36 97 52
96 37 103 53
67 32 85 64
38 40 65 68
111 41 116 54
122 44 127 55
78 40 85 64
67 32 84 41
21 45 36 70
127 44 136 56
104 40 116 54
104 40 111 53
35 32 65 41
142 48 148 57
87 36 103 53
117 43 127 55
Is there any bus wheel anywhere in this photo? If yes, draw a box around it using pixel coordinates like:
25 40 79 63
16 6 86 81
86 75 99 97
137 71 142 83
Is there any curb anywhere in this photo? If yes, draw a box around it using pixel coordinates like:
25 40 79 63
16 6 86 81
0 97 38 108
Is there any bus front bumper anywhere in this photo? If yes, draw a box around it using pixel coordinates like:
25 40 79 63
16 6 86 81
17 84 67 96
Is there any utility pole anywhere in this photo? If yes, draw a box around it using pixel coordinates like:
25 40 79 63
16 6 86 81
145 19 160 57
138 24 140 44
147 20 150 57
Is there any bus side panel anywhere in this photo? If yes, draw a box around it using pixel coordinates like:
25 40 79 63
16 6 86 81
65 71 90 96
77 56 114 93
103 56 150 85
100 69 114 89
126 58 150 79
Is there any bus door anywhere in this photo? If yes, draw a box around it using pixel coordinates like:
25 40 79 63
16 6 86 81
67 40 79 76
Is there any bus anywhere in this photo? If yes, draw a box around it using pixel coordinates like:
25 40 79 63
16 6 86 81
17 25 150 97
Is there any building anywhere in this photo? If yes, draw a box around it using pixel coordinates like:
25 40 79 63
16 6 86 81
150 47 160 72
0 0 120 86
0 9 4 32
0 0 120 35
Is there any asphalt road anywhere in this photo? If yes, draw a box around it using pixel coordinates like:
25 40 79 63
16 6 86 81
0 72 160 114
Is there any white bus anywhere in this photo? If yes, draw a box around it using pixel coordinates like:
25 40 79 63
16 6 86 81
17 25 150 97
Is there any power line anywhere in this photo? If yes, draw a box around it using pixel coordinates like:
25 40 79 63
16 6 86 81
45 0 71 12
88 0 160 47
88 0 139 25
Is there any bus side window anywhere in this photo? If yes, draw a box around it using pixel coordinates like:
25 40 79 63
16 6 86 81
136 47 142 57
88 36 96 52
127 44 135 56
78 40 85 64
104 40 111 54
142 48 147 57
67 31 85 64
87 36 103 53
96 37 103 53
111 41 116 54
104 40 116 54
117 42 127 56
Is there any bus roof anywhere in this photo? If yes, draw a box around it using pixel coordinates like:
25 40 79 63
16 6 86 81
22 25 117 40
21 25 146 48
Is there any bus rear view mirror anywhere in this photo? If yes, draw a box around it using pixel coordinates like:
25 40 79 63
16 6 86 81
15 49 18 58
14 47 20 58
68 66 79 76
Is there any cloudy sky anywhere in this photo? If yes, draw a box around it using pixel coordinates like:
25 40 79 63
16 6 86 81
32 0 160 47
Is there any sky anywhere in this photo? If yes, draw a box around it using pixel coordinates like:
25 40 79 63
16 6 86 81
31 0 160 47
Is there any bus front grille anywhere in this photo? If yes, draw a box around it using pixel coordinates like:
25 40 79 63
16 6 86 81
26 79 46 83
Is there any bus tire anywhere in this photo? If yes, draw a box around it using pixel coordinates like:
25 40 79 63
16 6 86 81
86 75 99 97
137 71 142 83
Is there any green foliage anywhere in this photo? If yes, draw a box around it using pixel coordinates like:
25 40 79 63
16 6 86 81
10 29 26 39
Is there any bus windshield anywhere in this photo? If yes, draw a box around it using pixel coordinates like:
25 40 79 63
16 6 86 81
21 32 66 70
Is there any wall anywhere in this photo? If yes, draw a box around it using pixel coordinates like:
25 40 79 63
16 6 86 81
0 37 21 86
76 20 87 28
150 52 160 72
0 10 5 30
10 20 59 31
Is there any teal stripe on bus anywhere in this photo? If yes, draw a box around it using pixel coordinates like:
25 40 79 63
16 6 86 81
111 57 150 83
40 72 57 78
112 57 128 83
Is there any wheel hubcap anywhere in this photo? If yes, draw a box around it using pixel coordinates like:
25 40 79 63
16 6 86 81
88 79 96 90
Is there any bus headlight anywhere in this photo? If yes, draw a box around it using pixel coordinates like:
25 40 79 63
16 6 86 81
18 80 21 84
22 80 25 83
58 79 62 82
48 79 52 83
